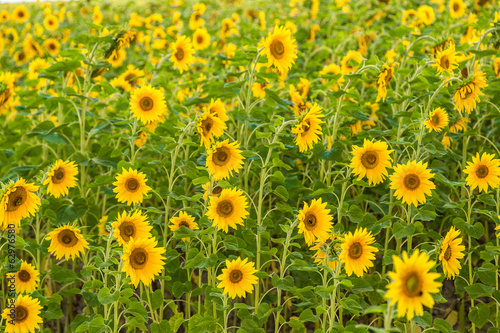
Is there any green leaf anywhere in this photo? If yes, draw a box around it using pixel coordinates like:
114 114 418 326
151 320 172 333
273 185 289 201
51 265 78 284
97 287 119 305
393 222 415 239
347 205 364 223
298 308 320 323
468 305 490 329
465 283 495 299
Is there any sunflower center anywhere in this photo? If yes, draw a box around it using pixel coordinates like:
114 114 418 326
125 178 140 192
201 117 213 136
360 151 379 169
197 36 203 44
6 186 27 212
119 221 136 241
403 273 422 297
461 68 468 79
229 269 243 283
431 114 440 125
18 11 25 18
52 167 66 184
15 305 28 323
385 68 394 85
48 19 54 25
270 39 285 59
349 242 363 259
130 248 149 269
453 2 459 11
213 147 231 166
475 165 489 179
216 200 234 218
139 96 154 111
443 245 452 261
57 229 78 248
403 174 420 191
304 213 317 231
18 52 25 61
301 120 311 133
212 186 223 195
18 270 31 282
178 220 190 228
175 47 185 61
49 43 56 50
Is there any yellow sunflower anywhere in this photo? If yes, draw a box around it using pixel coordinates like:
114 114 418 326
107 48 126 68
292 103 324 153
493 58 500 79
12 6 30 23
339 227 378 277
341 50 363 74
385 250 442 320
120 65 146 91
1 10 10 23
44 14 59 31
376 63 396 102
463 152 500 193
15 261 40 294
217 257 258 299
197 109 227 149
311 234 340 271
389 160 435 207
252 81 270 99
297 198 333 246
206 140 245 181
43 160 78 198
439 227 465 279
112 210 152 246
496 222 500 239
258 25 298 74
169 36 195 74
206 187 249 232
449 0 466 18
170 211 199 241
122 237 166 287
220 18 239 39
0 179 40 231
349 139 393 185
44 39 61 57
192 28 211 50
423 108 449 132
417 5 435 25
113 168 152 206
202 182 223 200
129 85 166 124
46 225 89 260
319 63 344 91
453 71 487 113
98 215 110 236
432 45 459 75
1 295 43 333
207 98 229 122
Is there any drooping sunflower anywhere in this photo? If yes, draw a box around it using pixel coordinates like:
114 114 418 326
432 45 459 75
206 140 245 181
297 198 333 246
292 104 324 153
130 85 166 124
1 295 43 333
197 109 227 149
43 160 78 198
463 152 500 193
12 6 30 23
376 63 396 102
122 237 166 287
349 139 393 185
44 14 59 31
112 210 152 246
341 50 363 74
423 108 449 132
0 179 40 230
339 228 378 277
453 71 487 113
206 187 249 232
15 261 40 294
169 36 195 74
449 0 466 18
113 168 152 206
46 225 89 260
439 227 465 279
107 48 126 68
217 257 258 299
192 27 211 50
258 25 298 74
170 211 199 242
310 234 340 271
389 160 435 207
385 250 442 320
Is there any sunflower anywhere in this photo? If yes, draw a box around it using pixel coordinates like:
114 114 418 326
1 295 43 333
297 198 333 246
44 39 61 57
192 28 210 50
376 63 396 102
259 25 298 74
47 225 89 260
341 50 363 74
14 51 27 66
217 257 258 299
449 0 466 18
197 109 227 149
290 89 311 116
494 58 500 79
220 18 239 39
122 237 166 287
98 215 110 236
252 80 270 99
202 182 224 200
385 250 442 320
463 152 500 193
339 228 378 277
439 227 465 279
12 6 30 23
453 71 487 113
107 48 126 68
349 139 393 185
15 261 40 294
169 36 195 74
496 223 500 239
417 5 435 25
207 98 229 122
292 104 324 152
129 85 166 124
44 14 59 31
320 63 344 91
0 10 10 23
112 210 152 246
311 234 340 270
43 160 78 198
206 187 249 232
120 65 146 91
389 160 435 207
170 211 199 241
432 45 459 75
206 140 245 181
423 108 449 132
113 168 152 205
0 179 40 231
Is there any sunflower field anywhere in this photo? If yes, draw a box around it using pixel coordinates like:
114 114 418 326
1 0 500 332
